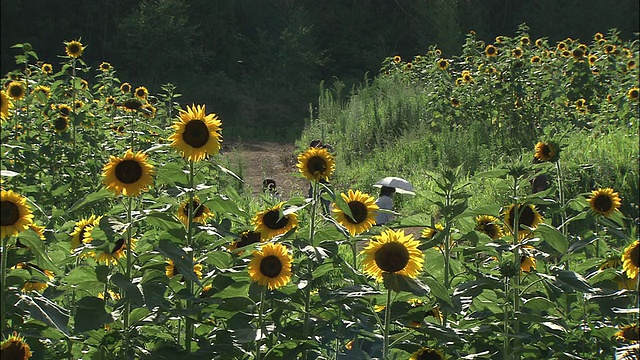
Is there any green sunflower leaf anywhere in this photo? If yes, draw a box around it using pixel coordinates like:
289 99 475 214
68 187 113 213
382 273 430 296
73 296 109 333
18 293 70 336
111 273 144 305
423 277 452 305
535 223 568 254
156 239 201 285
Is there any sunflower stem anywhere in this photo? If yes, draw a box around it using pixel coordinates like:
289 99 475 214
256 288 266 360
1 236 9 334
382 289 392 359
511 174 521 360
303 180 318 359
503 276 510 360
185 159 195 353
123 195 134 356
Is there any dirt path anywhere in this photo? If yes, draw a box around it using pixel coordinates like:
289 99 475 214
222 141 309 197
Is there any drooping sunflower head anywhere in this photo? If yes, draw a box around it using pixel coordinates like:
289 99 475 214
134 86 148 100
1 90 13 120
437 59 448 70
296 146 336 182
65 40 84 58
1 190 34 239
410 347 446 360
7 81 25 101
53 116 69 133
97 237 136 266
621 240 639 281
361 229 424 281
21 280 49 293
228 230 263 252
614 324 639 343
177 197 213 226
102 149 155 197
628 87 639 102
99 62 111 72
485 44 498 57
520 255 536 273
120 82 131 93
572 48 585 61
169 104 223 162
475 215 504 240
41 63 53 74
141 103 156 119
252 202 298 240
332 189 379 236
0 332 33 359
502 204 543 240
588 188 621 218
534 141 560 162
248 242 293 290
421 223 444 240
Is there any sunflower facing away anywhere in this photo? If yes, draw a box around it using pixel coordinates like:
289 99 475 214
588 188 621 218
332 189 379 236
7 81 25 101
53 116 69 132
475 215 504 240
169 104 223 162
361 229 424 281
534 141 559 162
410 347 446 360
1 190 34 239
296 146 336 182
165 259 203 279
228 230 262 252
69 215 102 251
1 90 12 120
248 242 293 290
520 255 536 273
65 40 84 58
177 197 213 226
95 238 137 266
503 204 543 240
252 202 298 240
102 149 154 197
621 240 639 281
0 332 33 359
614 324 639 343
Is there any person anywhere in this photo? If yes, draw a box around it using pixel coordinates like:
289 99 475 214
375 186 396 225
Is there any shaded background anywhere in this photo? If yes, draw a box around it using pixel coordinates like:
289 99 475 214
2 0 638 141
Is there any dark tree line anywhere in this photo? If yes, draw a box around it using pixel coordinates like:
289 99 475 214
2 0 638 141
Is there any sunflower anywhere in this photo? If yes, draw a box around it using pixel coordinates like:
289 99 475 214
0 332 33 359
520 255 536 273
530 56 541 64
437 59 448 70
604 44 616 54
599 257 622 270
52 116 68 132
425 306 444 323
332 189 378 236
450 98 460 107
495 36 504 43
69 215 101 251
248 242 293 290
535 38 544 47
404 62 413 71
57 104 72 117
21 280 48 293
627 59 637 70
32 85 51 99
461 70 473 83
520 37 530 46
616 272 636 290
105 96 116 107
74 99 84 110
561 50 571 58
177 197 213 226
1 90 12 120
165 259 203 279
455 78 463 86
361 229 424 281
502 204 543 240
572 48 585 61
393 55 401 63
534 141 559 162
29 224 46 240
14 263 54 281
252 202 298 240
594 32 604 41
141 104 156 119
7 81 25 101
588 188 621 218
621 240 639 281
296 146 335 182
614 324 639 343
588 55 597 65
512 47 523 58
169 104 223 162
120 82 132 93
421 223 444 240
99 62 111 72
121 98 143 112
65 40 84 58
97 290 121 301
1 190 34 239
628 87 639 101
95 237 137 266
557 42 567 51
475 215 504 239
485 45 497 57
410 347 446 360
134 86 148 100
41 63 53 74
102 149 154 197
228 230 262 252
575 98 587 108
80 79 89 90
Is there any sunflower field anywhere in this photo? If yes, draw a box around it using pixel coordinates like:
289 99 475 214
1 24 639 360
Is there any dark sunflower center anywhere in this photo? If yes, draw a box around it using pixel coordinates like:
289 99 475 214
623 326 639 341
112 238 126 254
375 242 410 273
69 44 80 54
542 145 551 157
123 99 142 111
482 223 498 238
0 201 20 226
260 255 283 278
307 156 327 174
136 90 145 97
183 119 210 148
518 205 536 227
631 89 639 99
487 47 495 54
262 210 289 230
238 231 261 247
60 107 70 116
347 201 368 224
631 244 639 267
114 159 143 184
183 200 205 218
54 117 67 130
1 339 28 358
416 349 442 360
593 194 612 212
9 86 23 97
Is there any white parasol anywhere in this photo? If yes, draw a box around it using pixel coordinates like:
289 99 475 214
373 176 416 195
